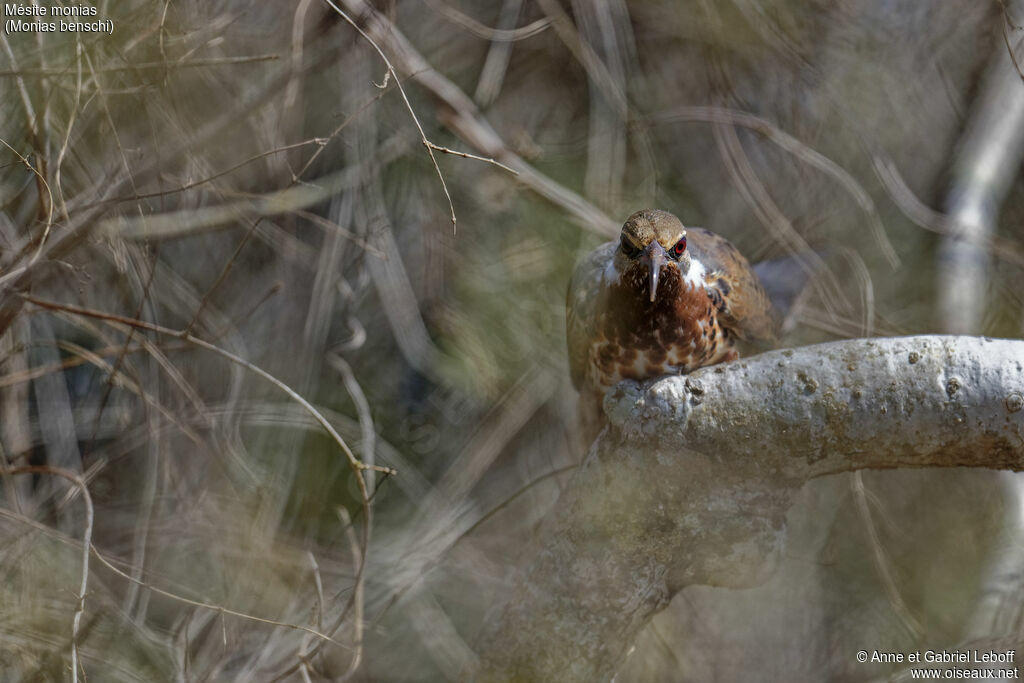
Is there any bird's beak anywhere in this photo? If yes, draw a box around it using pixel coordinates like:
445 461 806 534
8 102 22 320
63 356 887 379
641 242 666 302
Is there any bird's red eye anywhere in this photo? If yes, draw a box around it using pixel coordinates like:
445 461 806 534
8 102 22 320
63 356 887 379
672 236 686 258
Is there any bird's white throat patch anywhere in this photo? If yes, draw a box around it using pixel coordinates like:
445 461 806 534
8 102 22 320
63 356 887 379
605 253 708 290
683 257 707 289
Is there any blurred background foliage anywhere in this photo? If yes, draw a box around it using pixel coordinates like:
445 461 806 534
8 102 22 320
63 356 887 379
1 0 1024 680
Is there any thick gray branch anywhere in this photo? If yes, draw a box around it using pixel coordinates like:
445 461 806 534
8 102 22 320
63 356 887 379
474 335 1024 682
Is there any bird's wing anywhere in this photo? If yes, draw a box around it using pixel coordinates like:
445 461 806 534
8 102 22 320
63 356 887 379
686 228 779 342
566 240 616 389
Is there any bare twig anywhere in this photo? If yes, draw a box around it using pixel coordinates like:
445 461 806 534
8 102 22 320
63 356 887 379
89 544 348 648
181 87 396 334
424 142 519 175
104 138 334 205
422 0 551 42
327 0 619 236
327 353 377 489
52 35 84 226
473 0 524 105
22 293 395 674
711 118 851 317
0 55 281 78
21 296 394 474
653 105 900 268
3 466 93 683
0 137 54 263
335 507 365 682
322 0 459 230
308 552 325 634
851 472 925 639
871 155 1024 269
534 0 628 117
1000 0 1024 82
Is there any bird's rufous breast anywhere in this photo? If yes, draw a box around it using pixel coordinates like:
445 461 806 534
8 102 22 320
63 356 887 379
566 209 777 440
587 260 735 392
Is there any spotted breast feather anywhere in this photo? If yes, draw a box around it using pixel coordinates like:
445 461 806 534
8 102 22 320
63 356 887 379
566 209 778 435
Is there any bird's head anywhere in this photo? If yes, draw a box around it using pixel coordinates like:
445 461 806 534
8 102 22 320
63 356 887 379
614 209 690 302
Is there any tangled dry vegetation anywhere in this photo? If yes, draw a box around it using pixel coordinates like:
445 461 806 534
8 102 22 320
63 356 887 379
1 0 1023 680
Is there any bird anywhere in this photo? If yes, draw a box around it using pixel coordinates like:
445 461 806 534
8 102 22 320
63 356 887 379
566 208 780 437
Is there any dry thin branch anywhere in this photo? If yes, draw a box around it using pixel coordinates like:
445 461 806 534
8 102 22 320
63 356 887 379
104 138 332 205
0 137 54 263
0 415 366 661
335 506 365 682
308 552 325 633
711 119 851 318
1000 0 1024 82
1 481 362 644
55 339 208 449
424 142 519 176
0 30 324 338
52 35 84 226
473 0 525 105
0 55 281 78
88 245 159 446
422 0 551 42
871 155 1024 269
330 0 619 236
180 88 398 335
20 294 393 639
327 353 377 488
0 32 40 137
850 472 924 639
21 297 395 485
574 0 634 213
3 466 93 683
102 166 361 240
322 0 459 229
653 105 900 268
365 365 559 645
88 543 348 649
534 0 628 118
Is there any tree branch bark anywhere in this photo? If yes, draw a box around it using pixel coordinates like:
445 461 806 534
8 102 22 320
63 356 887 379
473 335 1024 681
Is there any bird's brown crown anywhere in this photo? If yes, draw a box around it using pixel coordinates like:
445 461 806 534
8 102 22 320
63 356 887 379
619 209 686 253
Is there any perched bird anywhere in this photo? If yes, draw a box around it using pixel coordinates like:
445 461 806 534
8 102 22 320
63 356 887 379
567 209 779 435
